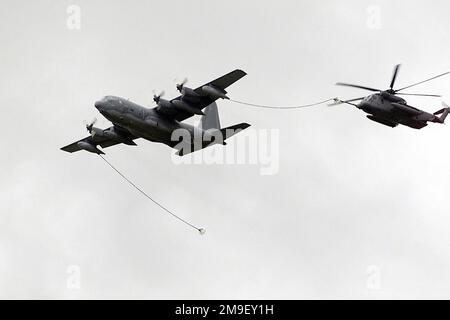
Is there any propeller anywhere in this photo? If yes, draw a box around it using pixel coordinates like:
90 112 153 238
152 90 165 104
85 118 97 134
175 78 188 93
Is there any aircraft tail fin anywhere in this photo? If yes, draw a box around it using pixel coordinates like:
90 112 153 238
433 102 450 123
200 102 221 130
176 103 250 156
200 102 250 136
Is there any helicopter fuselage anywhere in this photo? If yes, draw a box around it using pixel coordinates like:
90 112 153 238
336 64 450 129
356 92 439 129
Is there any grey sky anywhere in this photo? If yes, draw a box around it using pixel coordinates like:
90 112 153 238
0 0 449 299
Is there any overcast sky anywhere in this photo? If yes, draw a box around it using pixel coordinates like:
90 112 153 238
1 0 449 299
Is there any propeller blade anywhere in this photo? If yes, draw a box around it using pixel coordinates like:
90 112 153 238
336 82 381 92
179 78 188 86
152 90 165 97
175 78 188 92
395 71 450 92
85 118 97 132
396 93 441 97
152 90 165 103
390 64 401 90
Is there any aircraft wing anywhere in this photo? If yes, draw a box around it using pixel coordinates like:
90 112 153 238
156 69 247 122
61 125 137 153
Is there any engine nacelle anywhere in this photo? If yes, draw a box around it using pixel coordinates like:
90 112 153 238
91 127 136 145
172 100 204 115
77 141 104 154
380 91 405 103
201 85 229 99
180 86 200 99
90 127 104 138
155 98 177 116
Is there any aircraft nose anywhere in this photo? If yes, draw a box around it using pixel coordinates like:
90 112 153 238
94 100 104 110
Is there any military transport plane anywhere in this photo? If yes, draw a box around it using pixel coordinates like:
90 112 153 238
332 65 450 129
61 70 250 156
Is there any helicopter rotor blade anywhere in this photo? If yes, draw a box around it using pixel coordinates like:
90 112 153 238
396 93 442 97
390 64 401 90
335 82 381 92
395 71 450 92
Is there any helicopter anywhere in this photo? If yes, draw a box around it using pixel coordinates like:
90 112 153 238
332 64 450 129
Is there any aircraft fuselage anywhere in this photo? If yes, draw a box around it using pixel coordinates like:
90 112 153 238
94 95 202 147
357 92 437 129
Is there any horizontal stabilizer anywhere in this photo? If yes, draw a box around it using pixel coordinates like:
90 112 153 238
220 123 251 140
175 123 251 156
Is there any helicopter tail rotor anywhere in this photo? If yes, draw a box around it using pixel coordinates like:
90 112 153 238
433 102 450 123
